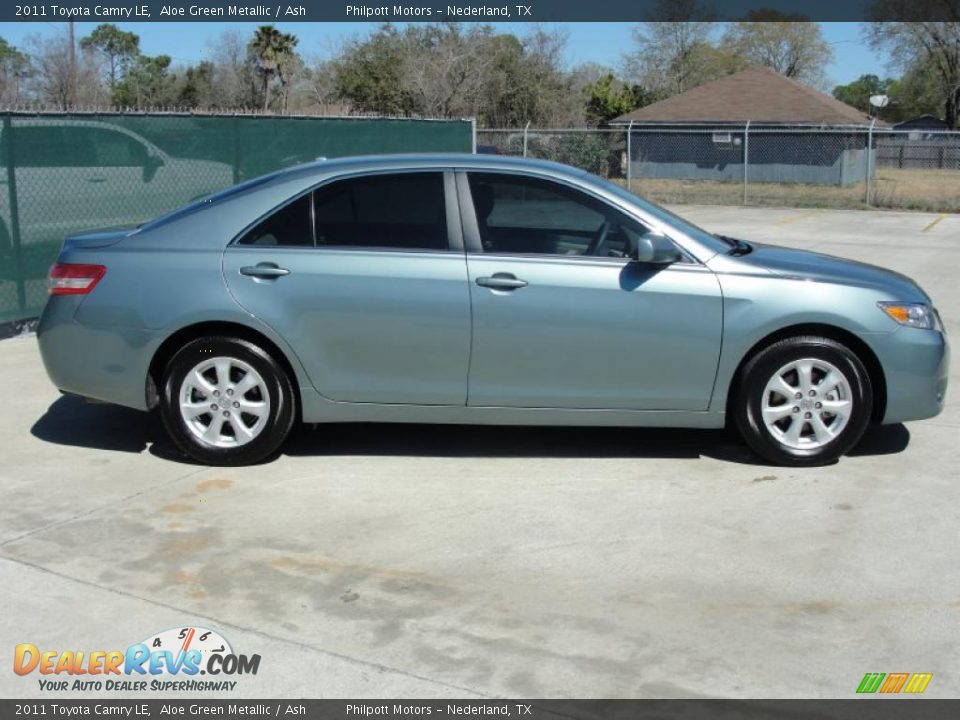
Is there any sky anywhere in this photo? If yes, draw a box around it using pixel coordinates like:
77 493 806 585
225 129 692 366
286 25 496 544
0 21 889 89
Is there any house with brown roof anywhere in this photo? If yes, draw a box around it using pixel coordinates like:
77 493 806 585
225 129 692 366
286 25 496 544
610 67 881 187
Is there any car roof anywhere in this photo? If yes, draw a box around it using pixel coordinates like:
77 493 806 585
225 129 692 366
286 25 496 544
269 153 585 183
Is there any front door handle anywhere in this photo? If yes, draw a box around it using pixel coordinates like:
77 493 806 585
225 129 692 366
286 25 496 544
476 273 528 290
240 263 290 279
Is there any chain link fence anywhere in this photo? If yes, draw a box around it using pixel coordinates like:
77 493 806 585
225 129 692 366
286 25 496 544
478 125 960 213
0 111 474 325
4 118 956 326
477 128 629 182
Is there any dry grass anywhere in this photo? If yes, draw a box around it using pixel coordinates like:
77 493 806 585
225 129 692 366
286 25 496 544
614 168 960 213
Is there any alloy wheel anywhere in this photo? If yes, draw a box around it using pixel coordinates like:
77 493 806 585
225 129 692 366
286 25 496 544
178 356 271 448
761 358 853 450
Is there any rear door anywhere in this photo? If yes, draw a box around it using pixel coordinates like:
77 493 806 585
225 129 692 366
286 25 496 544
223 170 472 405
460 170 723 411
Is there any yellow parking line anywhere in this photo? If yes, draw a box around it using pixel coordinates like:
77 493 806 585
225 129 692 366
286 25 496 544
922 214 947 232
775 210 819 226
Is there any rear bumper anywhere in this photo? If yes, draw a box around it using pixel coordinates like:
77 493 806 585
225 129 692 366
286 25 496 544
867 327 950 425
37 296 158 411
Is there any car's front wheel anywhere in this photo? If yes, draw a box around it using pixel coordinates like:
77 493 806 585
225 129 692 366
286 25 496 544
734 336 873 466
159 336 296 465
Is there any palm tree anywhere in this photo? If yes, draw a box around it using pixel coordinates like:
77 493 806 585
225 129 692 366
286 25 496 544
248 26 298 111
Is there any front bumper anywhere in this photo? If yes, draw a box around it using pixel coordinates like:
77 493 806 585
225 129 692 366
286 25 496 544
867 326 950 425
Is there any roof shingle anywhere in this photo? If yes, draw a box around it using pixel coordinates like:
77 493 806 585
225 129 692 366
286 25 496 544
611 67 878 126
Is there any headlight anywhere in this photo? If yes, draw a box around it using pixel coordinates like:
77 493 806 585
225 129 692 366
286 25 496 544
877 301 937 330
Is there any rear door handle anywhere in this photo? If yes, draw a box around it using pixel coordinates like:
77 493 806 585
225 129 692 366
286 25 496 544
240 263 290 279
476 273 528 290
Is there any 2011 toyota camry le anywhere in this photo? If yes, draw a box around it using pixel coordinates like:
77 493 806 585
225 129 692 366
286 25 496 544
37 154 949 466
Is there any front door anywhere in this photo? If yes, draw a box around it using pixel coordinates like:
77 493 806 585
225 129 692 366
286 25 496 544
460 171 723 411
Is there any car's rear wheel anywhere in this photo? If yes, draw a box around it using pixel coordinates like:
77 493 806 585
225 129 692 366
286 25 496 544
734 336 872 466
159 337 296 465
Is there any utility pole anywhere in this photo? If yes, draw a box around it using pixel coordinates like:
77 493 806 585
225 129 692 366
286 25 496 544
67 20 77 108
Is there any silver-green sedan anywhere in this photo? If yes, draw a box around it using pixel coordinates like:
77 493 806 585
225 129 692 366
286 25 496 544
37 155 949 466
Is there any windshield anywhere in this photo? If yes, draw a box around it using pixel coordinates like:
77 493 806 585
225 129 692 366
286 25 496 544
583 173 731 255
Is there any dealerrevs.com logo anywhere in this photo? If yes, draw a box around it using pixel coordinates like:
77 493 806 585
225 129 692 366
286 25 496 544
13 626 260 692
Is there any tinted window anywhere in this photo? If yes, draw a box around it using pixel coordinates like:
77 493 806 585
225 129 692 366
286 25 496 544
314 172 447 251
238 194 313 247
468 173 651 258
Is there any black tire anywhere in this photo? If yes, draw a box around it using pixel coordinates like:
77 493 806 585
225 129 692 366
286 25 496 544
734 336 872 466
159 336 296 465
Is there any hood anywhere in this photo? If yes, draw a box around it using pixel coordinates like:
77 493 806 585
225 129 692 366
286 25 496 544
62 227 138 250
733 241 928 302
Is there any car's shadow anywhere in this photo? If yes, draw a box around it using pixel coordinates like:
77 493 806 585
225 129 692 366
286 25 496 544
30 395 912 466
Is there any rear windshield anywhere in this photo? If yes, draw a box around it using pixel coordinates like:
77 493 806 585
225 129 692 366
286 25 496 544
137 171 283 232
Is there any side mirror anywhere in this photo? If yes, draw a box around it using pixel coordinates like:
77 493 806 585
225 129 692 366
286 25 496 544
142 153 164 183
630 233 683 266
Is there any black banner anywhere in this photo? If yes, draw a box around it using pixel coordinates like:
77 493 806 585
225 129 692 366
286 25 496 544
3 700 960 719
4 0 960 23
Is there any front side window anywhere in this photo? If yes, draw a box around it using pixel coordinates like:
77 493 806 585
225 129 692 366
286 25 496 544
313 172 447 251
468 172 652 258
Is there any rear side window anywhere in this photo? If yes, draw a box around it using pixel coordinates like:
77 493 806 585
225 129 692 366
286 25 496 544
237 194 313 247
314 172 447 251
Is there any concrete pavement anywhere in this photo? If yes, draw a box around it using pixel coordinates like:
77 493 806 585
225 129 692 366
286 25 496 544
1 205 957 699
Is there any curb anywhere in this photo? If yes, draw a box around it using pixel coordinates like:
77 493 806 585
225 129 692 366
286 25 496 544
0 317 38 340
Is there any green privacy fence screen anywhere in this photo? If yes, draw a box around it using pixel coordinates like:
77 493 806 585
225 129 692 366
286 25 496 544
0 111 474 324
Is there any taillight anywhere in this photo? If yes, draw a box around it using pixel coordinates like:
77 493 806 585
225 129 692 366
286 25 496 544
48 263 107 295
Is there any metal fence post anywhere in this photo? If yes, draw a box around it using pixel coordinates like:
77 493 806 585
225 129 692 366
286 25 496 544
470 117 477 153
231 115 241 185
865 118 876 206
743 120 751 206
2 114 26 315
626 120 634 192
522 121 530 157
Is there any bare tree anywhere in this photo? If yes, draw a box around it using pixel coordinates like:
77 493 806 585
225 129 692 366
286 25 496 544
0 37 29 104
329 23 576 125
400 24 494 118
722 12 833 88
866 18 960 128
305 58 338 108
25 30 103 108
208 29 259 109
622 1 727 96
523 26 584 126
